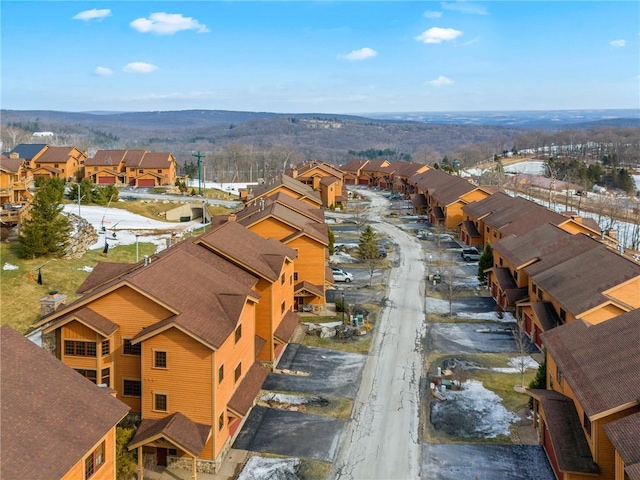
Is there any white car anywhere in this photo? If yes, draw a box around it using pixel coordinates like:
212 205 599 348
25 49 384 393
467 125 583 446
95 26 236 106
332 268 353 283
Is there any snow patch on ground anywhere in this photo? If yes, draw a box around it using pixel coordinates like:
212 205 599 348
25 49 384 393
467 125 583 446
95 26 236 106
456 310 517 323
77 266 94 272
432 380 518 438
260 393 315 406
492 356 539 373
3 263 18 270
237 456 300 480
331 252 358 263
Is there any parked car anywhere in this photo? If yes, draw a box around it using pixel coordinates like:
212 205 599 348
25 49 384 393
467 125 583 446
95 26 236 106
378 246 387 258
461 247 481 262
332 268 353 283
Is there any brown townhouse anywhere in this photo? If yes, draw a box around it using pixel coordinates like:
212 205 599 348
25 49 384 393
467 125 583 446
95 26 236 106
84 149 129 185
27 145 87 181
31 225 300 476
528 309 640 480
460 192 603 248
340 158 370 185
289 160 347 208
239 173 323 208
1 325 130 480
358 160 395 188
388 161 430 195
514 233 640 347
226 192 330 310
0 154 33 228
408 168 493 229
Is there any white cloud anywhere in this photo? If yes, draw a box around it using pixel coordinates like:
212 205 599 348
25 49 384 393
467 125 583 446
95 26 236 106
73 8 111 21
123 62 158 74
94 66 113 76
441 1 489 16
338 47 378 61
415 27 463 44
424 11 443 19
130 12 209 35
429 75 454 86
460 36 480 46
609 39 626 47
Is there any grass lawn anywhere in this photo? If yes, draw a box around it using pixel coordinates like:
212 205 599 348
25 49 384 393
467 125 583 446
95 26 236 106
106 199 232 219
0 241 156 334
303 334 372 355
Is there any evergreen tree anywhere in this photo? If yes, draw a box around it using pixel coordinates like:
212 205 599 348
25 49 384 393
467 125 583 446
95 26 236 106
18 178 71 259
67 178 95 204
328 228 335 255
477 243 493 284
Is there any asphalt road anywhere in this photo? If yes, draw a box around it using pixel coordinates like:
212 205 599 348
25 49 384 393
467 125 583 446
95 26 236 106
333 191 425 480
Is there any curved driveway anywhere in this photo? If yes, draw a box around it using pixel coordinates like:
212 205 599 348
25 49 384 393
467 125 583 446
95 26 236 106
333 191 425 480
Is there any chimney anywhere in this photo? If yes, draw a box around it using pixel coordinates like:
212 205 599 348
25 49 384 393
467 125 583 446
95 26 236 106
10 152 19 159
144 255 149 266
39 290 67 317
228 213 237 222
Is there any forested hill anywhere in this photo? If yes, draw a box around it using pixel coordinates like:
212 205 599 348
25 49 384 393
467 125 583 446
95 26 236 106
2 109 638 165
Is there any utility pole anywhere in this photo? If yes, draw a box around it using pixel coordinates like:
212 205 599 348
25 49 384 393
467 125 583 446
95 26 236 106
192 151 205 195
77 182 81 217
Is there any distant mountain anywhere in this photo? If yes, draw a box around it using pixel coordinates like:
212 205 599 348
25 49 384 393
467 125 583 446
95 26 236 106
366 109 640 128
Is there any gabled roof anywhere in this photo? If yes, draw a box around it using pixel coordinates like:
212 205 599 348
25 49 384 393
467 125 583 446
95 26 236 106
85 150 128 167
40 238 261 350
8 143 47 160
139 152 175 169
196 221 296 283
129 412 211 457
603 412 640 474
243 174 321 205
236 200 329 246
294 281 324 298
1 326 129 480
274 310 300 343
294 161 343 179
410 169 480 206
528 238 640 315
361 160 392 174
541 309 640 419
388 161 429 178
43 307 118 337
260 191 325 222
0 155 26 173
34 146 83 163
493 223 572 269
122 150 148 167
77 262 136 294
340 159 369 172
228 363 268 416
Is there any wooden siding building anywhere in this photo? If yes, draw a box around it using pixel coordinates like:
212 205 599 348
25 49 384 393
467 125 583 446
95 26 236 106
0 154 33 228
239 174 322 208
1 325 129 480
86 149 177 187
289 161 346 208
528 310 640 480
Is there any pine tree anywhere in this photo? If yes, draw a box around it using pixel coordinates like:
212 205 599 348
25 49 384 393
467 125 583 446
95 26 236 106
477 243 493 284
18 178 71 259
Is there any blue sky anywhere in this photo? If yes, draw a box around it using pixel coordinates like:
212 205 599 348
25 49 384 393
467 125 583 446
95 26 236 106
2 1 639 113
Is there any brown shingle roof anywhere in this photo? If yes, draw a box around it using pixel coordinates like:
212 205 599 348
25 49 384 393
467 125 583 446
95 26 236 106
77 262 136 294
295 161 343 179
43 307 119 337
34 146 81 164
411 169 479 206
274 310 300 343
129 412 211 457
626 463 640 480
340 159 369 172
85 150 128 167
294 281 324 298
603 412 640 469
1 326 129 479
243 174 321 205
527 389 599 474
541 310 640 418
264 192 325 222
493 223 572 269
122 149 148 167
228 363 268 416
0 154 25 173
530 240 640 315
139 152 175 169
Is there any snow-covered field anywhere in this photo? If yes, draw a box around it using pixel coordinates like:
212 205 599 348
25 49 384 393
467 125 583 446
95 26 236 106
186 180 257 196
465 160 546 177
62 204 206 251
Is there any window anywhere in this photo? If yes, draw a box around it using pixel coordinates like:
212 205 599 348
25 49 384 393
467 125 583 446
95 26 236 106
138 169 143 174
234 363 242 383
157 169 162 173
218 365 224 384
168 449 178 456
54 164 59 168
123 339 141 355
281 301 286 314
218 413 224 431
123 379 141 397
234 325 242 344
583 413 592 437
486 227 490 233
75 369 97 384
154 351 167 368
101 368 110 388
294 272 299 282
281 273 285 285
538 289 543 301
129 167 135 172
84 441 105 479
65 340 97 357
101 340 110 356
290 274 293 285
560 309 566 323
93 166 98 171
154 393 167 412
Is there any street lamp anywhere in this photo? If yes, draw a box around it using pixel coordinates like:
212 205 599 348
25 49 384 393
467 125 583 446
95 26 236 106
135 234 140 263
341 292 346 324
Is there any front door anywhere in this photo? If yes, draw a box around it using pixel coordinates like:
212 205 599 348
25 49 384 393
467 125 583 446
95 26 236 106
157 448 167 467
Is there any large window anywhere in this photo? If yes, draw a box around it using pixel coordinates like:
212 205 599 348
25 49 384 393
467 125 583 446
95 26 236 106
84 441 105 479
123 379 141 397
154 351 167 369
75 369 97 384
123 339 141 355
65 340 97 357
154 393 168 412
101 340 110 356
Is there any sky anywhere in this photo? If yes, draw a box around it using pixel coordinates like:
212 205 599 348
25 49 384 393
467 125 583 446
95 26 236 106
1 1 639 114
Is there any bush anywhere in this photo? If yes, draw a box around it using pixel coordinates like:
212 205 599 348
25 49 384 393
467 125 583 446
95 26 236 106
528 358 547 408
116 427 137 480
